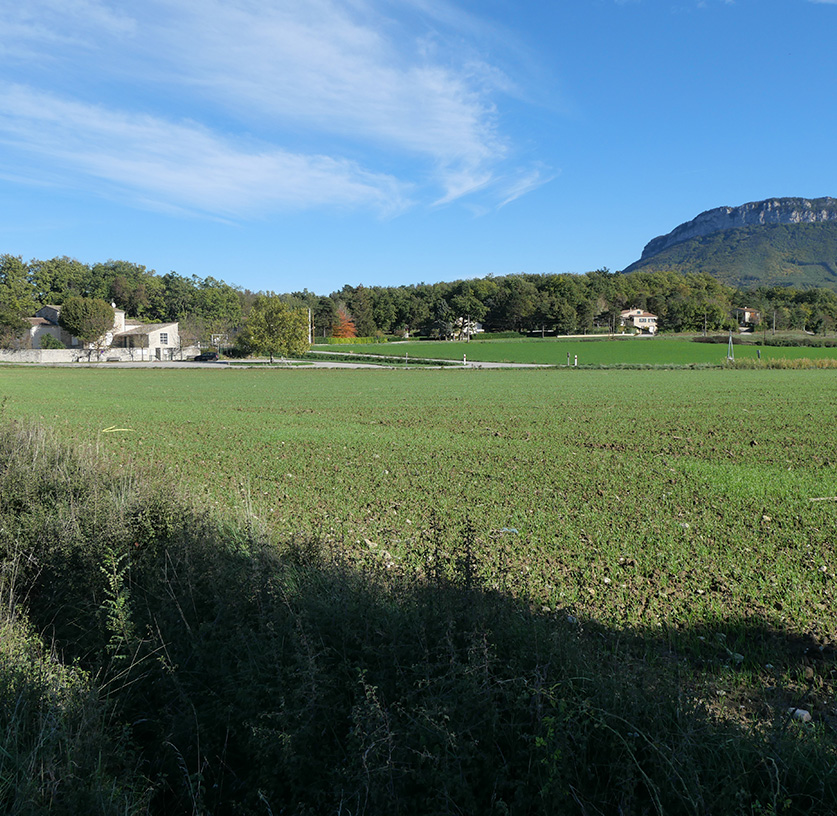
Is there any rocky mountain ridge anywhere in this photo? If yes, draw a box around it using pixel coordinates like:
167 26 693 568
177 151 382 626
640 197 837 261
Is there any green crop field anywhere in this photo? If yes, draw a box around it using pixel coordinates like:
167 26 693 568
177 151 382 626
3 365 837 634
4 365 837 813
314 335 837 366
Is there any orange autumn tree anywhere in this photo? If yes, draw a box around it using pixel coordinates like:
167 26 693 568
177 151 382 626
332 307 357 338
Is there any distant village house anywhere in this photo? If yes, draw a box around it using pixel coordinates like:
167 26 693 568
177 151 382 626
620 308 658 335
736 307 761 328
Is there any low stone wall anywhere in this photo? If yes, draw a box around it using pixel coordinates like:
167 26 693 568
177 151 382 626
0 347 201 364
0 349 77 363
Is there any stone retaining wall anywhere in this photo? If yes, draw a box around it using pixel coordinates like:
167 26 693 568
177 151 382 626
0 347 201 364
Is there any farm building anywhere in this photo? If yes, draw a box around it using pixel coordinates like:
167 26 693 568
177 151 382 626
620 308 658 334
27 304 180 360
110 323 180 359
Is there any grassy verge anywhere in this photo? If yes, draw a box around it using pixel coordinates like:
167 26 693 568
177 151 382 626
317 336 837 366
226 359 313 366
303 350 459 366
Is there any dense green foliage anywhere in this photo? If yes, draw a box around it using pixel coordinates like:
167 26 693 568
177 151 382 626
0 255 34 347
624 222 837 291
293 269 742 337
0 255 36 319
57 296 115 348
3 367 837 813
235 294 309 361
37 333 66 349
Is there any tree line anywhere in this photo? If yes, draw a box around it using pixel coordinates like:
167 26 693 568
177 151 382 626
276 269 837 339
3 253 837 350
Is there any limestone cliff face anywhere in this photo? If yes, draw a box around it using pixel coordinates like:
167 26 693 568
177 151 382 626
641 197 837 260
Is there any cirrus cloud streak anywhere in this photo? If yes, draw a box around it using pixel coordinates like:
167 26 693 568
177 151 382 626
0 0 549 216
0 85 410 217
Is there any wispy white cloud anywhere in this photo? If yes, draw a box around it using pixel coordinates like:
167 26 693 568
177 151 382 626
497 168 556 209
0 85 409 216
0 0 134 58
0 0 548 213
139 0 508 200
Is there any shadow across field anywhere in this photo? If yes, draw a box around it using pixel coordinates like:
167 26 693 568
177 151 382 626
2 422 836 816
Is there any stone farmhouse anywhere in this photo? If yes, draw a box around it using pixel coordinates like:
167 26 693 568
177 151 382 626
26 304 181 361
620 308 658 335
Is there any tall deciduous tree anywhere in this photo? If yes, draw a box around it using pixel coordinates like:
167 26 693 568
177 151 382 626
0 255 35 348
192 275 243 334
450 282 487 340
58 297 115 350
0 255 35 316
332 307 357 339
246 295 309 363
29 256 89 304
0 308 26 349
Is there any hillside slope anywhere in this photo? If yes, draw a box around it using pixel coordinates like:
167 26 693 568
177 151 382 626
623 198 837 290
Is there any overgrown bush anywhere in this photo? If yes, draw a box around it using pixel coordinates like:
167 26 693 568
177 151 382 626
38 334 65 349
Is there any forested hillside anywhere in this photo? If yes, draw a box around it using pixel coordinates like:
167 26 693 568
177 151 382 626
623 222 837 291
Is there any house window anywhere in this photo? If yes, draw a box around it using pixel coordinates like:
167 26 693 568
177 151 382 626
160 332 168 345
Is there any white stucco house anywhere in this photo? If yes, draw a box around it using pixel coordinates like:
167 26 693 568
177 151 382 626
27 304 181 360
452 317 484 341
620 308 658 335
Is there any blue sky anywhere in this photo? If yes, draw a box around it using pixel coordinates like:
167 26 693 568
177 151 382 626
1 0 835 295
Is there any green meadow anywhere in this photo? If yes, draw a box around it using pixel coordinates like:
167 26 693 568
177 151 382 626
3 366 837 631
3 364 837 813
315 335 837 366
